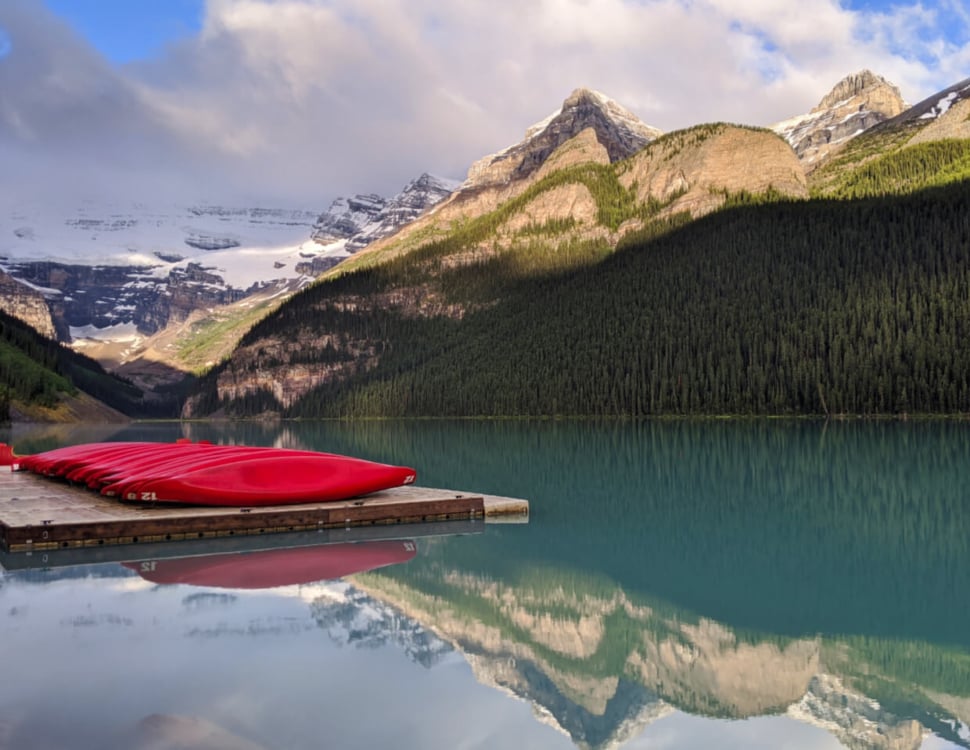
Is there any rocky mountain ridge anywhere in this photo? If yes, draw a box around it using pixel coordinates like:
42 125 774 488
305 173 458 274
332 88 669 274
0 74 905 357
881 75 970 137
186 68 970 420
617 123 807 218
771 69 907 166
464 88 663 190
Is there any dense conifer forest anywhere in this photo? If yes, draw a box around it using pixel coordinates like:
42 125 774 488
0 310 179 421
196 174 970 418
0 310 76 419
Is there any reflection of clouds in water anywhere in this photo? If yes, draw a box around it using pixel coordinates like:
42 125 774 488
0 28 10 58
626 713 844 750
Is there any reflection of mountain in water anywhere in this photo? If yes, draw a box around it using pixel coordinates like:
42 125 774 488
790 675 923 750
5 544 969 749
308 582 453 669
10 419 970 748
350 562 970 750
464 651 670 749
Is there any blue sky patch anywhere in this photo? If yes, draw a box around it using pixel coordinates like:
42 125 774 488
43 0 203 64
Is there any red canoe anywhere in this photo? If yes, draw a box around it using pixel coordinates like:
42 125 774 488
126 452 416 506
98 446 346 497
0 443 19 467
17 442 158 476
67 442 204 485
13 441 417 507
122 539 417 589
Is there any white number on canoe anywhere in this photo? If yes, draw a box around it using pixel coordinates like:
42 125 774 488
140 561 157 572
127 491 159 501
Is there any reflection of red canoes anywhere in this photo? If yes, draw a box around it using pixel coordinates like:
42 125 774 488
12 441 417 506
122 539 417 589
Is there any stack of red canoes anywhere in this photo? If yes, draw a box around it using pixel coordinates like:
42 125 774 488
7 440 416 507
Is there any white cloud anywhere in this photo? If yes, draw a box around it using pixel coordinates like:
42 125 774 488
0 0 966 209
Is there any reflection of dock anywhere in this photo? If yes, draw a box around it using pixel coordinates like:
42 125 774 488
0 470 527 553
0 518 480 572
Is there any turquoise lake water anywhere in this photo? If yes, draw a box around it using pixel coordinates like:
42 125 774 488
1 419 968 749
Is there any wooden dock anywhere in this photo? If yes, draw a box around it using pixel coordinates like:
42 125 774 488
0 470 528 553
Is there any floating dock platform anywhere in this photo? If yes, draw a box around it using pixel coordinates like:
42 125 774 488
0 470 528 553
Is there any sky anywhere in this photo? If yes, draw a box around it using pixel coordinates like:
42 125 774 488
0 0 968 211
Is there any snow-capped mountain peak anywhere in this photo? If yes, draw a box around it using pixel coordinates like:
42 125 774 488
464 87 663 189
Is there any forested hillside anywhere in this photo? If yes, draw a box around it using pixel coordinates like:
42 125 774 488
811 135 970 198
0 310 181 421
174 89 970 421
189 173 970 418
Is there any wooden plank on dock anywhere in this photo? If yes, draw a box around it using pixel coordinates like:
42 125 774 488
0 469 527 552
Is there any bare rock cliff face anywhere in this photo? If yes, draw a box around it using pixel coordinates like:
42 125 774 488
446 128 611 236
773 70 907 166
619 124 808 218
815 70 901 112
0 270 57 339
9 261 245 342
857 75 970 137
310 194 385 245
499 183 599 236
535 126 612 179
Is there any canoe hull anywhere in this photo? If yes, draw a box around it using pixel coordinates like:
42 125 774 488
126 454 416 506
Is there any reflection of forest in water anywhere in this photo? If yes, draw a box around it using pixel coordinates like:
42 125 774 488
145 418 970 639
7 418 969 748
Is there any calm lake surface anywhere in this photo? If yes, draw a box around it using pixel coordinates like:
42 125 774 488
1 419 968 750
